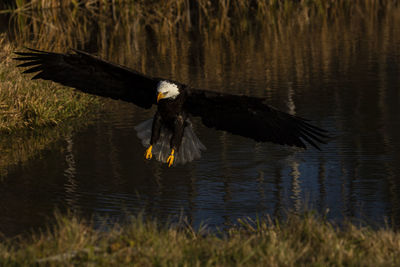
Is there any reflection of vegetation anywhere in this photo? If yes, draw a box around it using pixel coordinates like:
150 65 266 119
0 121 86 178
1 212 400 266
0 36 101 177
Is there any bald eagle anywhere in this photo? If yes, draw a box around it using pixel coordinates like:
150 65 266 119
14 48 327 167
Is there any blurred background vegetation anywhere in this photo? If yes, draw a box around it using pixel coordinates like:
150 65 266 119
2 0 398 86
1 0 397 42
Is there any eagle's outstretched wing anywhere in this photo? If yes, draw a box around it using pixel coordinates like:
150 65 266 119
184 89 327 149
14 48 159 109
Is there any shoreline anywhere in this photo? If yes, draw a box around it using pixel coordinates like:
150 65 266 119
0 37 102 176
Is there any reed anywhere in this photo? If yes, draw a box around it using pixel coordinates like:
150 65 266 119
2 1 398 35
4 0 399 92
1 211 399 266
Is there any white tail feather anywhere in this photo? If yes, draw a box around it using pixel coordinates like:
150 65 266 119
135 118 206 164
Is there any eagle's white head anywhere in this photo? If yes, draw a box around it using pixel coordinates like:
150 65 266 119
157 81 180 102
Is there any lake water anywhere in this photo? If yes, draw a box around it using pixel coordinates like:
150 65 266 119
1 5 400 236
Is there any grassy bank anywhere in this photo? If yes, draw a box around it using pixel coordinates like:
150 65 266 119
0 37 100 132
1 212 399 266
0 36 101 176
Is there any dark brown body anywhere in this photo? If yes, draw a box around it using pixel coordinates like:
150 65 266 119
150 90 188 151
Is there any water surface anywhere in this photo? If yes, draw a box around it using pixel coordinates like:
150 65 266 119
1 5 400 236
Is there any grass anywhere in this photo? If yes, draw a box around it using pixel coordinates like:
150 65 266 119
1 212 399 266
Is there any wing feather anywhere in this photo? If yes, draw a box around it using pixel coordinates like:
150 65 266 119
14 48 160 109
184 89 328 149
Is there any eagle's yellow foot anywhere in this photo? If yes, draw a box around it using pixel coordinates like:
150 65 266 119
145 145 153 160
166 149 175 167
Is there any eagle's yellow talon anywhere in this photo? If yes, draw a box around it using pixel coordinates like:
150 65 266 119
145 145 153 160
166 149 175 167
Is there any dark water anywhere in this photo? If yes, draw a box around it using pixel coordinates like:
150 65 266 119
1 6 400 236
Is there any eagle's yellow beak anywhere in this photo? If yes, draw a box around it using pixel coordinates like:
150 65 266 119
157 92 166 103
